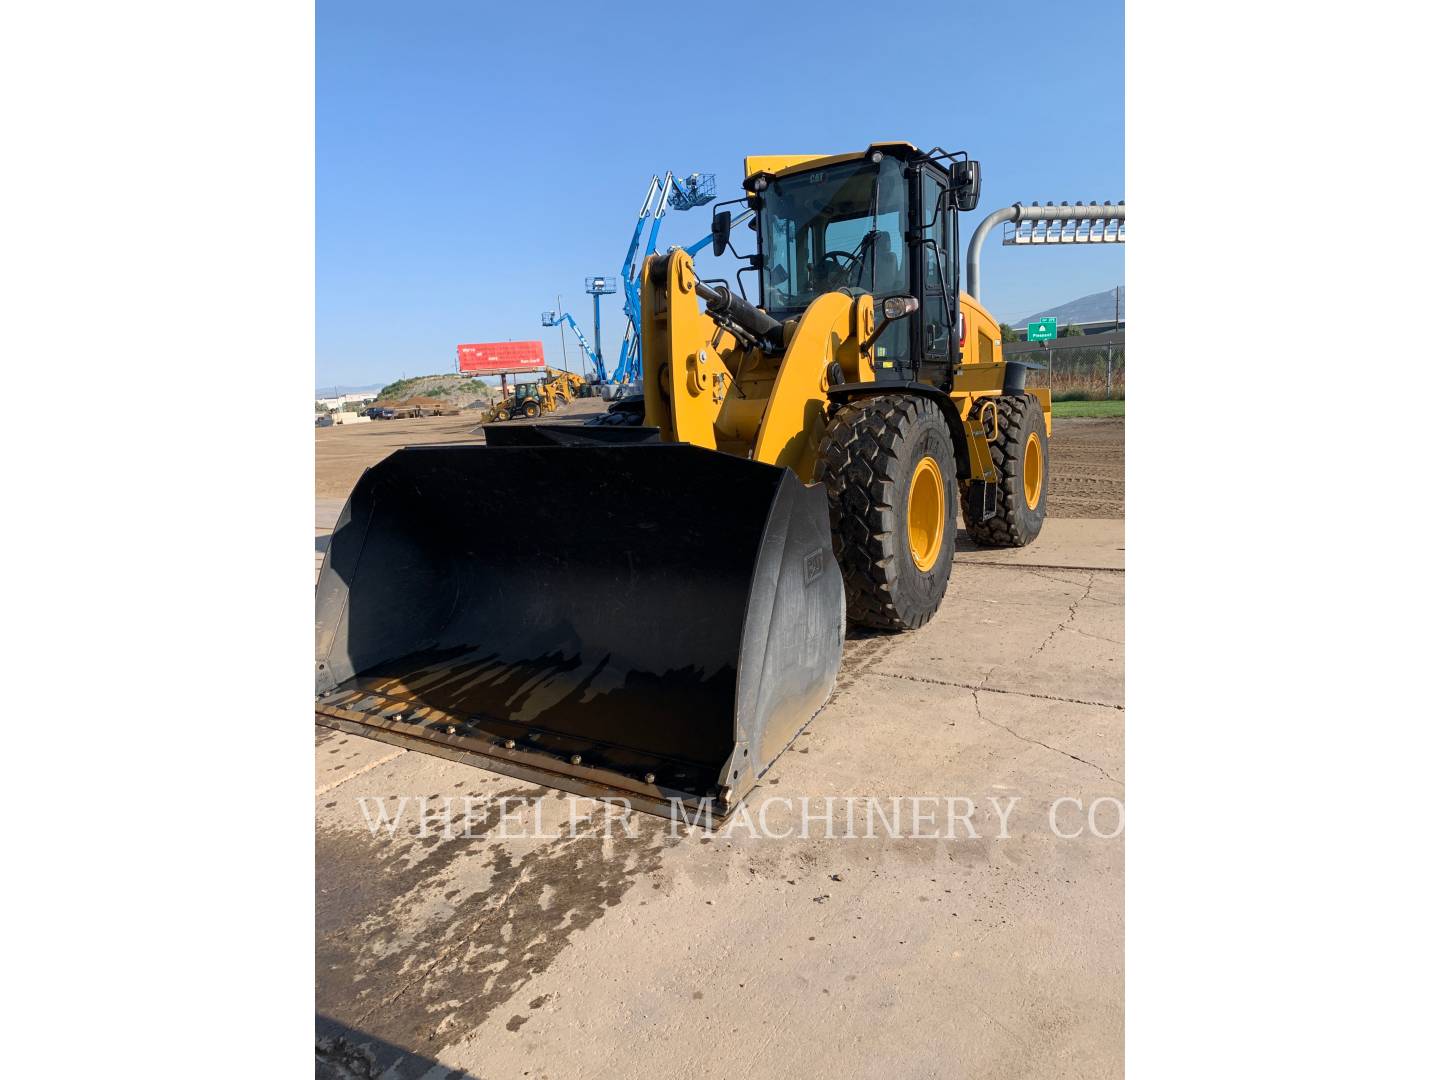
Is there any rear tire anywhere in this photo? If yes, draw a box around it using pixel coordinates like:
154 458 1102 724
961 394 1047 547
521 400 541 419
817 395 958 631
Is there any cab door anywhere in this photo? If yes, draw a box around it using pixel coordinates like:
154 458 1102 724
917 167 956 388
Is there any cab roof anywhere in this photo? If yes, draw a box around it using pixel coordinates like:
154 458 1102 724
743 142 921 183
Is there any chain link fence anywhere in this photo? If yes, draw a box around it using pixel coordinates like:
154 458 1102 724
1009 335 1124 399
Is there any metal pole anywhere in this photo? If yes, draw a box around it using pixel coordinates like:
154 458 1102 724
965 204 1019 301
555 294 569 374
592 291 603 372
1106 344 1113 399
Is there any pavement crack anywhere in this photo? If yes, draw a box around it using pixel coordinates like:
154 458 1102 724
970 690 1123 786
869 669 1122 711
1023 572 1095 661
1019 568 1095 587
976 661 1002 692
965 562 1122 575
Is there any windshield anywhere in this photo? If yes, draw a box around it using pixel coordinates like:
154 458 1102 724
759 157 909 317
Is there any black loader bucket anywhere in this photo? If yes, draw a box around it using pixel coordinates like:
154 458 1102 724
315 437 844 819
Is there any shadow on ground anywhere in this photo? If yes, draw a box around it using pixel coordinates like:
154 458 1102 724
317 1013 473 1080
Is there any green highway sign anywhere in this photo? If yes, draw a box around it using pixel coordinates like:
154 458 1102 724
1028 318 1057 343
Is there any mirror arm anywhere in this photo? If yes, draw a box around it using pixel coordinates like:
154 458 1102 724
862 295 920 353
861 317 898 354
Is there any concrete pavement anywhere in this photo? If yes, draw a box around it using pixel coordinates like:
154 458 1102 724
315 515 1124 1080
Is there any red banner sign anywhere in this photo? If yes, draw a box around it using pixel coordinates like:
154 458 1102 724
457 340 545 375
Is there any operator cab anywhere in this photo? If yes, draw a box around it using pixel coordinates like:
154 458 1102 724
733 143 980 390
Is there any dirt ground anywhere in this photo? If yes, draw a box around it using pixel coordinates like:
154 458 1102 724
313 398 611 499
317 406 1124 517
1045 418 1124 519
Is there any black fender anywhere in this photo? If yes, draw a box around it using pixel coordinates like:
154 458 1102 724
1003 358 1044 395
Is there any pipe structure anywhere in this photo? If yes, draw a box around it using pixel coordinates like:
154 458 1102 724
966 201 1125 302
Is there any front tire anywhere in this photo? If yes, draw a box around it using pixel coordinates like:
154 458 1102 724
962 394 1047 547
817 395 958 631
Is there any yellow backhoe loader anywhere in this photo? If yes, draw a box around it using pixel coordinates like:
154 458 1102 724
315 142 1050 818
545 368 587 406
484 371 580 422
483 381 545 422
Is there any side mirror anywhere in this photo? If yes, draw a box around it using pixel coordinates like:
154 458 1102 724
880 295 920 321
949 159 981 212
711 210 732 257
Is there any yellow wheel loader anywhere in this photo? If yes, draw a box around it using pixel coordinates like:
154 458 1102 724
315 142 1050 818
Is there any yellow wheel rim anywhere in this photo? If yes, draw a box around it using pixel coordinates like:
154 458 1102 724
1023 431 1044 510
907 455 944 573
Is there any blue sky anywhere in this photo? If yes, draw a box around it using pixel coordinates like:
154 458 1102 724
317 0 1124 388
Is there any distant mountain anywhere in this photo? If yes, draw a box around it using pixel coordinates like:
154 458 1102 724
1017 286 1124 328
315 382 384 397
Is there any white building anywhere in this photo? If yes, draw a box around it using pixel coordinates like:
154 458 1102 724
315 391 377 412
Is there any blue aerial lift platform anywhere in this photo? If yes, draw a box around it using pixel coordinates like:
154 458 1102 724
540 310 605 382
544 172 753 392
611 172 717 386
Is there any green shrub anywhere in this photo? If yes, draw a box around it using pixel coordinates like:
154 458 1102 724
1052 389 1125 403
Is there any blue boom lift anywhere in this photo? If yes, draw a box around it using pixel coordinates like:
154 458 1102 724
611 172 718 386
540 310 605 382
544 172 753 392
